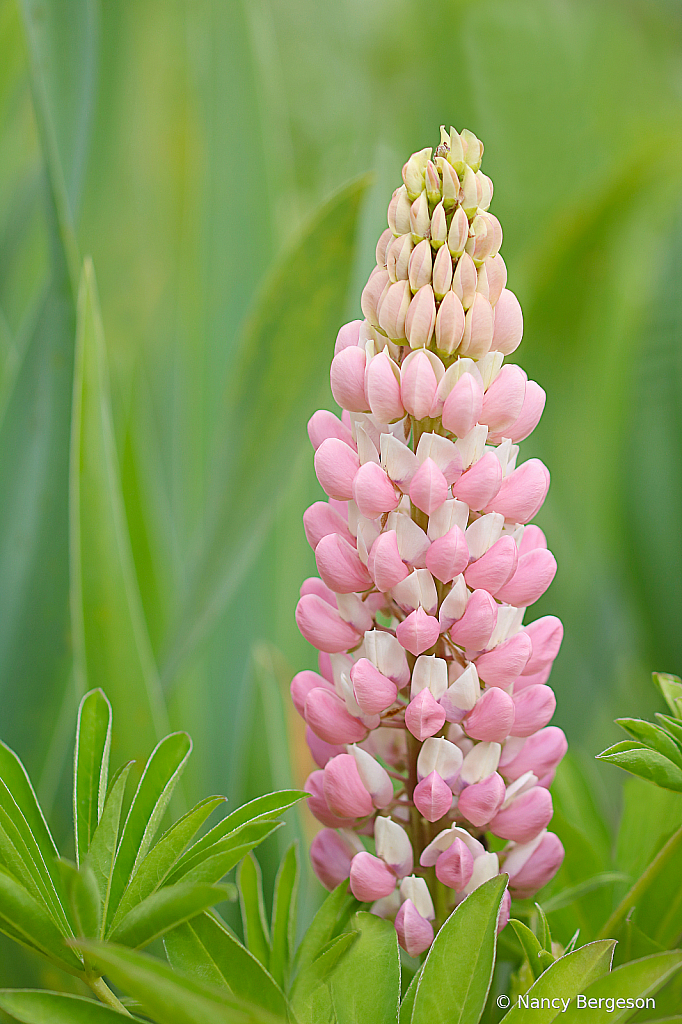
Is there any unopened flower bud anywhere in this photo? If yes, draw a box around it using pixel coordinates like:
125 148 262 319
397 607 440 658
314 437 360 501
496 547 557 607
458 772 505 827
482 458 550 523
461 164 480 216
386 233 414 283
500 380 546 444
432 245 453 299
408 239 433 292
490 785 553 844
502 726 568 782
475 631 533 689
405 285 437 349
361 267 391 329
296 594 361 653
324 753 373 818
448 206 469 257
425 160 441 205
401 350 440 419
378 279 412 341
395 899 434 957
376 228 392 267
315 532 372 594
410 191 431 243
461 129 483 172
311 829 359 890
409 458 449 515
464 686 515 743
352 461 400 519
449 588 498 650
481 364 527 433
366 350 404 423
334 320 362 354
435 837 474 890
368 531 409 592
387 185 412 236
414 770 453 821
452 251 477 309
521 616 563 676
438 158 461 210
305 687 367 745
452 451 503 510
435 291 466 355
350 851 397 901
491 289 523 354
476 171 493 211
486 254 507 305
447 127 466 174
466 214 496 263
505 831 565 899
347 744 393 808
442 372 483 437
375 816 413 877
460 293 494 358
425 525 469 583
405 687 447 741
430 201 447 249
402 147 432 200
464 535 518 595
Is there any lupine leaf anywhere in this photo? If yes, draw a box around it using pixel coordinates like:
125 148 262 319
106 731 191 928
615 718 682 771
559 952 682 1023
165 911 289 1018
596 741 682 792
0 744 59 876
412 873 507 1024
108 795 225 934
161 177 370 684
0 990 143 1023
535 903 552 953
656 714 682 748
238 855 270 968
58 860 100 939
268 843 298 991
70 261 170 767
168 792 306 879
510 920 553 981
499 941 616 1022
289 932 358 1024
106 881 230 949
612 918 663 968
292 881 360 981
84 761 133 927
0 866 82 973
78 941 288 1024
654 675 682 721
168 820 283 886
399 967 422 1024
73 690 112 867
329 912 400 1024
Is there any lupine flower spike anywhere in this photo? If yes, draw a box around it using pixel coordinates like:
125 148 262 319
293 126 566 956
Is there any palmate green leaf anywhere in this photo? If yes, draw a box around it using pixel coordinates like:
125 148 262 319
289 932 358 1024
169 820 283 887
509 920 554 981
106 881 230 949
399 967 422 1024
161 177 370 684
0 989 143 1023
165 911 289 1019
108 795 225 934
168 792 306 881
85 762 133 925
269 843 298 991
238 855 270 968
499 941 616 1023
615 719 682 771
412 874 507 1024
0 866 81 974
79 942 287 1024
292 881 360 982
329 912 400 1024
70 260 170 768
73 690 112 867
654 675 682 721
560 952 682 1023
106 731 191 929
596 741 682 792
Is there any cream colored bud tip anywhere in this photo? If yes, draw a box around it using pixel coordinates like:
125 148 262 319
435 125 450 158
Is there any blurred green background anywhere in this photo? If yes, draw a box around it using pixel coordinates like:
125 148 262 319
1 0 682 988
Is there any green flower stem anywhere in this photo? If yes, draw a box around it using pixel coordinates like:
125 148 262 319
88 976 133 1016
597 823 682 939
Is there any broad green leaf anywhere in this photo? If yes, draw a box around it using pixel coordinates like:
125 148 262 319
657 714 682 748
330 912 400 1024
615 778 682 883
85 761 133 928
654 675 682 721
499 940 616 1023
399 967 422 1024
0 990 141 1023
70 261 169 768
559 952 682 1023
73 689 112 866
105 881 230 949
168 792 306 879
600 825 682 943
162 177 370 683
58 860 100 939
0 866 82 973
165 911 288 1018
79 942 287 1024
596 741 682 792
238 855 270 968
269 843 298 991
169 820 283 887
106 731 191 928
615 718 682 771
412 874 508 1024
289 932 357 1024
509 920 554 981
292 881 359 980
108 795 225 933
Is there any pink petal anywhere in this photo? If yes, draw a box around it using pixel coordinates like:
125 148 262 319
409 458 449 515
449 590 498 650
511 685 556 737
315 533 373 594
496 548 557 606
303 501 354 550
323 754 373 818
490 787 553 844
464 687 515 743
314 438 361 501
395 900 434 956
464 535 519 595
435 838 474 891
296 594 361 653
452 452 503 510
304 688 368 745
330 345 369 412
413 770 453 821
349 852 397 901
457 772 505 827
405 688 446 741
482 458 549 523
352 462 400 520
351 658 398 716
475 632 533 688
396 607 440 656
425 526 469 583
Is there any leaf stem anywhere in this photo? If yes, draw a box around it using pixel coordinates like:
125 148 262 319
88 976 133 1016
597 824 682 939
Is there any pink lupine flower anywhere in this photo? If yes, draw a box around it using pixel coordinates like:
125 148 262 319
294 127 566 954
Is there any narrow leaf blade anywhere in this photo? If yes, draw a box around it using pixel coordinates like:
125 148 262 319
73 689 112 865
238 854 270 967
269 843 298 990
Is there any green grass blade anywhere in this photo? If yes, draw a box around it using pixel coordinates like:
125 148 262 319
73 689 112 866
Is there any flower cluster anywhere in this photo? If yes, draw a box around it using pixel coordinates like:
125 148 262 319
292 127 567 957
